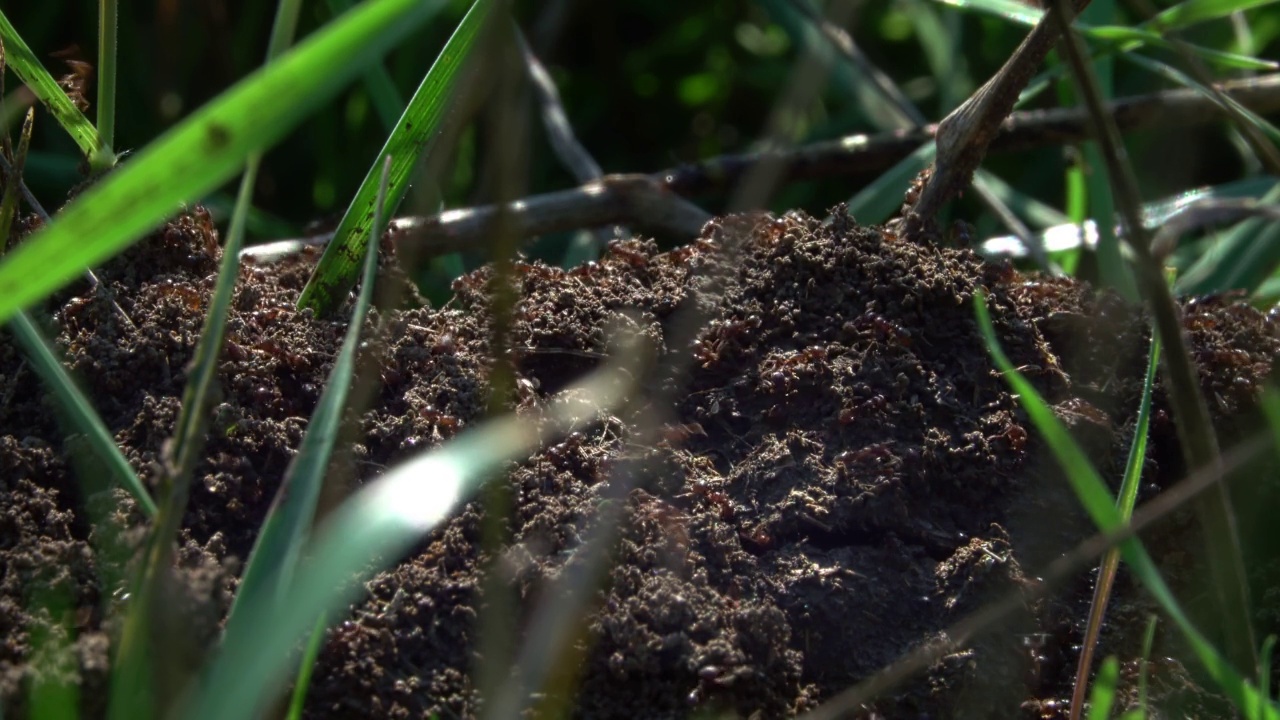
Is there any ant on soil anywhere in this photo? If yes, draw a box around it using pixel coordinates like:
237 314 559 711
693 315 760 369
685 478 734 521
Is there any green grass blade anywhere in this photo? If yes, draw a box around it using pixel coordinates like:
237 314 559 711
297 0 493 316
1072 331 1161 716
1261 635 1278 714
8 310 156 517
284 613 329 720
186 346 640 720
0 0 448 328
97 0 118 152
225 155 389 632
933 0 1277 69
0 9 111 168
1085 656 1121 720
1147 0 1279 31
973 290 1278 718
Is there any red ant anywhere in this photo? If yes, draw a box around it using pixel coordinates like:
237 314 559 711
689 478 734 521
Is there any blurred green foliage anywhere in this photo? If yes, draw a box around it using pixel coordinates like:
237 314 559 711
8 0 1279 244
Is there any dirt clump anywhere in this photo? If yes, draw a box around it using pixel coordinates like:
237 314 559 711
1 205 1278 718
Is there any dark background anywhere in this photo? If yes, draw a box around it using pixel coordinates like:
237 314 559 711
7 0 1275 247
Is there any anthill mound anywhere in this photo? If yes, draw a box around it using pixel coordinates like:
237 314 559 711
1 206 1278 718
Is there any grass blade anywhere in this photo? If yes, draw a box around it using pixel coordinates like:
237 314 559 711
1070 331 1161 719
284 614 329 720
0 0 447 328
0 10 111 168
97 0 118 152
225 155 390 635
974 290 1278 718
297 0 494 316
1175 182 1280 294
1147 0 1279 31
7 311 156 516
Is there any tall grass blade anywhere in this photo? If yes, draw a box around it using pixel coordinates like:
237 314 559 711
0 10 111 167
7 311 156 516
974 290 1278 718
0 0 447 328
297 0 492 316
1070 332 1161 719
226 154 390 633
97 0 118 153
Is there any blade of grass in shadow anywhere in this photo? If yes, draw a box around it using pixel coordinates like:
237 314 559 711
0 10 111 168
7 312 156 517
902 0 974 109
225 154 390 633
973 168 1072 229
0 0 448 328
220 155 389 719
1139 616 1158 713
1176 183 1280 294
183 334 643 720
0 107 33 249
974 289 1277 718
1120 53 1280 146
97 0 118 153
297 0 495 316
284 613 329 720
1070 331 1161 719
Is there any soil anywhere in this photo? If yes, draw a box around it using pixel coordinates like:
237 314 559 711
2 205 1279 719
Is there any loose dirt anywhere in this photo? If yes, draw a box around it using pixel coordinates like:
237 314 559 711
2 205 1278 718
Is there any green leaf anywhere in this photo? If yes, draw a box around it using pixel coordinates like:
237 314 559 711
297 0 494 316
0 0 448 328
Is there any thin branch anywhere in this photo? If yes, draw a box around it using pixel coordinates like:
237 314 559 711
906 0 1093 235
364 76 1280 259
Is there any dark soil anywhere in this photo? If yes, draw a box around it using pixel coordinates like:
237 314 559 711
2 205 1279 718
